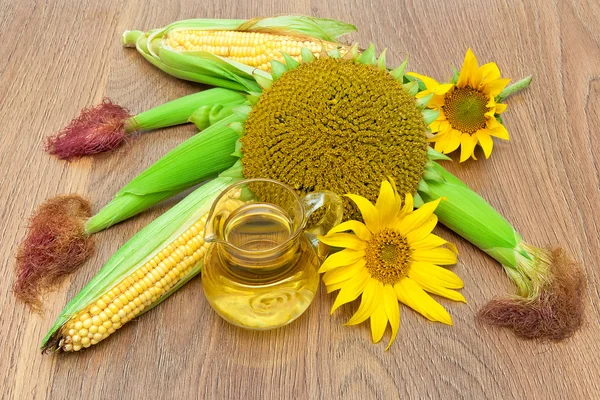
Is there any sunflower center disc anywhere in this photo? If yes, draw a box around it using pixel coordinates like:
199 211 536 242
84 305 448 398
241 58 428 219
442 87 489 134
364 228 411 284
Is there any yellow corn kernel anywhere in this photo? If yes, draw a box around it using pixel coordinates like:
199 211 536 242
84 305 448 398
165 29 348 71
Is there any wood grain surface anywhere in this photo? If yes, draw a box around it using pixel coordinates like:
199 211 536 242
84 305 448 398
1 0 599 399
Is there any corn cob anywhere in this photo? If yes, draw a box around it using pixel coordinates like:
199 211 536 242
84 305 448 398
59 214 210 351
42 168 245 352
122 16 356 91
164 29 344 72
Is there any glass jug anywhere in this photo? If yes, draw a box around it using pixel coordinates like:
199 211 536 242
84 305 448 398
203 178 343 330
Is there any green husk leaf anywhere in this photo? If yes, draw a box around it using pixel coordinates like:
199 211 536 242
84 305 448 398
186 99 247 130
418 162 520 266
85 113 242 233
124 88 246 133
124 16 355 93
228 121 245 136
253 72 273 90
413 192 424 208
42 170 243 351
132 34 262 93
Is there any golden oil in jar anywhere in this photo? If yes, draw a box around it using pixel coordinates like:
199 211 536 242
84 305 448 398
202 203 320 330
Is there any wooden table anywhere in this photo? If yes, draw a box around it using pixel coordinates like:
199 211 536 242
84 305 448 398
1 1 599 398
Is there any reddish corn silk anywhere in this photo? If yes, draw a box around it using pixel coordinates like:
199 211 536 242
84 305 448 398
45 99 132 160
13 195 95 311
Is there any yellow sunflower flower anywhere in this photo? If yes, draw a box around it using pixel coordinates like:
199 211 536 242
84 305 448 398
318 180 465 350
408 49 511 162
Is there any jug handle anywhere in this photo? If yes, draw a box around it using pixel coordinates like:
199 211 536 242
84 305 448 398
301 191 344 257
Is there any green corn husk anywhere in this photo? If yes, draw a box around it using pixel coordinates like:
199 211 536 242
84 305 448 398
121 16 356 92
41 164 244 351
124 88 246 132
418 161 585 340
85 111 245 233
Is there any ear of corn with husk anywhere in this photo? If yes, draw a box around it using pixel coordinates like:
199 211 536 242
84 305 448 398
42 163 244 352
85 110 246 233
122 16 356 92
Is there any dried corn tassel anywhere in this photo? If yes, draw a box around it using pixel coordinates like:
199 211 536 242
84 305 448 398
122 16 355 91
42 166 244 352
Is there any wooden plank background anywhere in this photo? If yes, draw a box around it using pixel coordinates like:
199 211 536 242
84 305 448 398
1 0 599 398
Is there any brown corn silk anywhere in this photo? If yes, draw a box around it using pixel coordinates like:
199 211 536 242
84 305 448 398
478 248 586 341
14 195 95 311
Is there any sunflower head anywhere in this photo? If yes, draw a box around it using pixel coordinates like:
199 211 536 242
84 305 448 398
408 48 511 162
239 45 435 220
318 180 465 350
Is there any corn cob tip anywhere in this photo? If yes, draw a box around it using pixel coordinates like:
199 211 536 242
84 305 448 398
122 30 143 47
45 99 133 160
478 248 586 341
14 195 95 313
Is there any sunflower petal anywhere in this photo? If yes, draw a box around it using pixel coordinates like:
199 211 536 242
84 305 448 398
345 194 380 232
412 248 458 265
375 180 399 225
459 133 477 162
494 103 508 114
395 278 453 325
327 220 372 241
369 303 388 343
318 233 367 250
434 83 454 95
488 120 510 140
457 48 479 88
408 267 466 302
479 62 501 85
406 72 440 91
409 234 457 253
483 78 511 97
404 215 438 242
326 280 346 293
396 193 414 220
331 269 370 313
410 262 464 289
346 279 381 326
382 284 400 350
397 197 443 235
476 131 494 158
444 130 462 153
319 249 365 273
323 259 366 285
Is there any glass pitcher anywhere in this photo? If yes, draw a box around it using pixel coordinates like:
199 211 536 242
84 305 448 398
203 178 343 330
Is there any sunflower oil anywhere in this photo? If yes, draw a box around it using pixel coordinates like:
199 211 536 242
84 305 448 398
202 203 320 330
